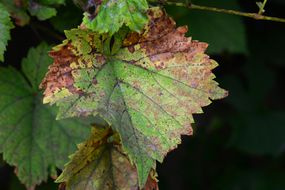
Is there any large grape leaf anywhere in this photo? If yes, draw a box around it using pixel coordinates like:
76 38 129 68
0 3 14 62
56 126 159 190
82 0 149 35
40 7 227 186
0 43 90 188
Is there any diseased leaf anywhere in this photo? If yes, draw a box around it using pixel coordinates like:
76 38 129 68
40 7 227 186
0 43 90 188
82 0 149 34
0 3 14 62
56 126 159 190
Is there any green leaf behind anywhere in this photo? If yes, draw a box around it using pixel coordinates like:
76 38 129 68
0 43 90 188
0 3 14 62
83 0 148 35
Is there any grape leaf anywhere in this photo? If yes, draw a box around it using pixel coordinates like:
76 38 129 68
0 43 90 188
0 3 14 62
82 0 148 35
40 7 227 186
56 126 159 190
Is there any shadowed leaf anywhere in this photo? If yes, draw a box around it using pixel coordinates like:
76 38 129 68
57 127 159 190
0 43 90 188
0 3 14 62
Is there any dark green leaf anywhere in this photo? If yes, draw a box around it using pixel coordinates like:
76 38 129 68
0 43 90 188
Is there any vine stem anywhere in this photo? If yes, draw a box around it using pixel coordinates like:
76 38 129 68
257 0 267 15
149 0 285 23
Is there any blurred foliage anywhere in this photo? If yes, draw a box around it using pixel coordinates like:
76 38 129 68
166 0 248 54
0 0 285 189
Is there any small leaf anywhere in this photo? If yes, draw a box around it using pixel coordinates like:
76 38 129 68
28 2 57 20
57 126 159 190
0 3 14 62
39 0 65 5
82 0 149 35
0 43 90 188
41 7 227 186
256 1 266 13
0 0 30 26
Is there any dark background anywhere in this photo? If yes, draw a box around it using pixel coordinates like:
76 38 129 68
1 0 285 189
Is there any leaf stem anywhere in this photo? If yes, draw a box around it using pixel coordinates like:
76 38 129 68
257 0 268 15
148 0 285 23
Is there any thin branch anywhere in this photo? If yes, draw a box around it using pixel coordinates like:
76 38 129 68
149 0 285 23
257 0 267 15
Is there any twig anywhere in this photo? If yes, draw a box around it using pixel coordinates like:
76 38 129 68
257 0 267 15
149 0 285 23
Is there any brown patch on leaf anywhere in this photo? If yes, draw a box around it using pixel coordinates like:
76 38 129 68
123 32 140 46
58 183 66 190
40 44 80 98
123 8 192 64
144 171 159 190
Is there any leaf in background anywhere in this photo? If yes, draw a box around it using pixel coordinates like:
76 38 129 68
166 0 248 54
82 0 149 35
39 0 65 5
56 127 158 190
0 0 30 26
229 112 285 156
28 3 57 20
40 7 227 186
0 3 14 62
0 43 90 188
50 1 82 32
216 169 285 190
28 0 65 20
223 56 285 156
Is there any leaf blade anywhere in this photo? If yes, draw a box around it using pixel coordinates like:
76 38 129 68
0 3 14 62
0 44 90 188
83 0 148 34
41 7 228 186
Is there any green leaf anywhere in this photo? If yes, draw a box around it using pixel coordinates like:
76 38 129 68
0 0 30 26
49 1 82 32
229 112 285 156
0 3 14 62
41 8 227 186
83 0 149 35
56 127 154 190
39 0 65 5
0 43 90 188
166 0 248 54
28 2 57 20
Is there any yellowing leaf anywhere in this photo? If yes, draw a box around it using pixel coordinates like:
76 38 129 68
40 7 227 186
57 127 158 190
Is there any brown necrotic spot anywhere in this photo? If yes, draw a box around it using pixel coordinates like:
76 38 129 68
40 43 83 98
